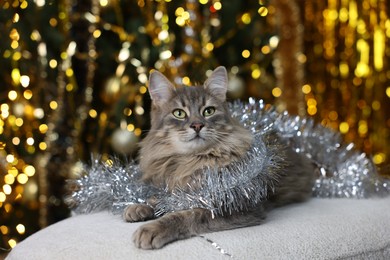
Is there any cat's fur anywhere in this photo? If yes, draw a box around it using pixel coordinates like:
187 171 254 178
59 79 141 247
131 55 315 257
124 67 315 249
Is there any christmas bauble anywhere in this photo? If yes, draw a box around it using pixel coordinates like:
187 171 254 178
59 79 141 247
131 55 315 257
227 74 245 99
111 128 139 155
101 76 122 104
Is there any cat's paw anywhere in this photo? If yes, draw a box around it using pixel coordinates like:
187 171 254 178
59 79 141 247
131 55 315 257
133 221 177 249
123 204 154 222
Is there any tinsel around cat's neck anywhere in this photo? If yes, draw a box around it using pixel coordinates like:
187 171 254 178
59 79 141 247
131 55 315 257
67 98 390 216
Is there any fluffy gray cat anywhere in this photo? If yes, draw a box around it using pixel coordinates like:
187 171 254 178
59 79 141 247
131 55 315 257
123 66 315 249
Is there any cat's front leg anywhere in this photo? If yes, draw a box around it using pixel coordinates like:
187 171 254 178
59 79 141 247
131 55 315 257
123 204 155 222
133 207 266 249
133 208 207 249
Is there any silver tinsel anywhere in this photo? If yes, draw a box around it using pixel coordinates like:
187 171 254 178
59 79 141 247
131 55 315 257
67 99 389 216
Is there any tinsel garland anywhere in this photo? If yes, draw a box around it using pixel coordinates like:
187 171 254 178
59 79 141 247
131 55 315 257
67 98 389 216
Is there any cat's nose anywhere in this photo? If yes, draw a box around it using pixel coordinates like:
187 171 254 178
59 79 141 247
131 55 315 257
190 122 204 133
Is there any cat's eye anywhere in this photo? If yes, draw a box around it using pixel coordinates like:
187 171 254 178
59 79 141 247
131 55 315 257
203 106 215 117
172 109 187 119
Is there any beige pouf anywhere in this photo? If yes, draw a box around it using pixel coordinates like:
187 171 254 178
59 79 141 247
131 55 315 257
6 198 390 260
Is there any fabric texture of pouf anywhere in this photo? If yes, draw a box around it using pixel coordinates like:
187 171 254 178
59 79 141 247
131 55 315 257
6 198 390 260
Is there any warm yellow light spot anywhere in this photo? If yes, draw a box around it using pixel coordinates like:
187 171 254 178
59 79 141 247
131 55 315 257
0 225 9 235
13 13 20 23
205 42 214 52
89 109 98 118
159 50 172 60
1 104 9 111
66 68 74 77
9 29 20 41
328 111 338 121
355 62 370 78
11 40 19 49
162 14 169 24
99 0 108 7
181 11 190 21
92 30 102 39
24 165 36 177
251 69 261 79
258 6 268 16
4 174 15 185
139 86 147 94
8 239 17 248
66 84 74 92
261 45 270 54
175 7 185 16
127 124 135 131
58 52 67 61
301 84 311 94
11 68 21 85
0 192 6 203
241 13 251 24
297 53 307 63
176 17 185 26
213 2 222 10
39 124 48 134
339 122 349 134
8 168 18 178
17 174 28 184
199 0 208 4
49 59 57 69
272 87 282 97
372 100 380 111
134 128 142 136
374 26 384 71
307 98 317 106
242 50 250 58
386 87 390 98
15 118 23 127
39 142 47 150
13 52 22 61
16 224 25 235
307 106 317 115
358 120 368 135
20 1 28 9
3 184 12 195
124 108 132 116
49 101 58 110
373 153 386 165
182 77 191 85
135 106 144 115
8 90 18 101
23 90 33 100
49 18 57 27
3 50 11 58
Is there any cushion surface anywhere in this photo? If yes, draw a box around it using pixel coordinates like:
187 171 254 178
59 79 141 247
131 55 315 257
6 198 390 260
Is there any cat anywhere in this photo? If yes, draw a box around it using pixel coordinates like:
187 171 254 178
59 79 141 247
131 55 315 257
123 66 316 249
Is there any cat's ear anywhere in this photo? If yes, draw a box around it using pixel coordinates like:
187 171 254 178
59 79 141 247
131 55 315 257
148 70 175 106
204 66 228 101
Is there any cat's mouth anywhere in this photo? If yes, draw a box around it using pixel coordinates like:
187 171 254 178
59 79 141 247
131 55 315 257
188 134 205 142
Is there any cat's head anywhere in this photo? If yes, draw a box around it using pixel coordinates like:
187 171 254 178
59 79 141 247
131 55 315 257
147 66 236 154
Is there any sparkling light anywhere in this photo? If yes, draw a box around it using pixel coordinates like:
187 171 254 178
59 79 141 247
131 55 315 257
339 122 349 134
272 87 282 97
24 165 36 177
242 50 250 58
16 224 25 235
